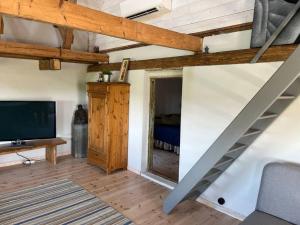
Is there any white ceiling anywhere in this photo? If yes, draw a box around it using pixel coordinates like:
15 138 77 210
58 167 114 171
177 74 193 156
0 0 255 52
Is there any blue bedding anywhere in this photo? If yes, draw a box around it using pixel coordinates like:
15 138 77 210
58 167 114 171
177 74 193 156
154 124 180 146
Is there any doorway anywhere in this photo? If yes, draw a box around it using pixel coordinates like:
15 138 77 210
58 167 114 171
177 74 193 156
148 77 182 182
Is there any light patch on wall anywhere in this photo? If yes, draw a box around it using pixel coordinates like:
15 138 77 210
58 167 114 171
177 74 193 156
0 59 87 166
177 62 300 218
203 30 252 53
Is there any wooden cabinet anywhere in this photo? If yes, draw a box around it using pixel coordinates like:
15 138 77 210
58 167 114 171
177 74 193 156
87 82 130 173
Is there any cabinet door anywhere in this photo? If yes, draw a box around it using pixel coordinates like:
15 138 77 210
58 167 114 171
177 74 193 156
88 93 107 158
106 86 129 171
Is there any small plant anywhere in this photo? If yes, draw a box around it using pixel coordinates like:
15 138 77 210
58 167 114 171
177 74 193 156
101 69 112 76
100 69 112 82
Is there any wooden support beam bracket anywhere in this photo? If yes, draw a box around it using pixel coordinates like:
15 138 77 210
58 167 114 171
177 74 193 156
39 58 61 70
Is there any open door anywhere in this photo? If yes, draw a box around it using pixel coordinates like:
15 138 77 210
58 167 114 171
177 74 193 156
148 77 182 182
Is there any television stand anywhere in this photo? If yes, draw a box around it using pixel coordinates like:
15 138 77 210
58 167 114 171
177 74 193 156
0 138 66 165
11 140 28 147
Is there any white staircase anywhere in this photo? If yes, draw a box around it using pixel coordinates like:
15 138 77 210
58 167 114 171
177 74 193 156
163 45 300 214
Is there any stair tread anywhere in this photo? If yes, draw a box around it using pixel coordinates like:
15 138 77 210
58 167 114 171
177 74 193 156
194 180 211 190
242 128 261 137
278 95 296 99
227 143 247 154
258 112 277 120
197 181 211 192
203 169 222 180
214 157 234 169
198 180 211 186
191 181 211 197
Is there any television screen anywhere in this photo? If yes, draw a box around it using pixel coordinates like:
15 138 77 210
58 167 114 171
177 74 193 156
0 101 56 142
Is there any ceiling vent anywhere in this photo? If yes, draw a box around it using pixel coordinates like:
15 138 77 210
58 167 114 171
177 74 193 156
120 0 172 21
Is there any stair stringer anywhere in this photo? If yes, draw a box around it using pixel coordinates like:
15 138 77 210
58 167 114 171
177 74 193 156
163 45 300 214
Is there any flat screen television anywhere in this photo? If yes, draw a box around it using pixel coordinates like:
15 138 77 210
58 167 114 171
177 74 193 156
0 101 56 142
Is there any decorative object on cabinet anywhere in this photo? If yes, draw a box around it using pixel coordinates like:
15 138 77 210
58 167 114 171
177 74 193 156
103 69 113 82
119 58 130 82
97 73 104 83
97 70 112 83
87 82 130 174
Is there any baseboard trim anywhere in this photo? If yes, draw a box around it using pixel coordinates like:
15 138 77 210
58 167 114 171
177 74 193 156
127 167 141 175
136 168 245 220
196 196 245 221
126 167 176 189
141 171 176 190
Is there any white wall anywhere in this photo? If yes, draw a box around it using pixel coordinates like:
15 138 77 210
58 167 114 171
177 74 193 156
108 45 193 63
126 70 147 173
2 17 90 51
116 58 300 219
180 63 281 179
0 58 88 166
105 29 252 62
181 63 300 218
180 63 284 218
204 30 252 53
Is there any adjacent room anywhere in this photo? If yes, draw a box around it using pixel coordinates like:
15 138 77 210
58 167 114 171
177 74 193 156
0 0 299 225
149 77 182 182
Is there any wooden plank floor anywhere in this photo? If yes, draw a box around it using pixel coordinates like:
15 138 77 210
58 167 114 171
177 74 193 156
0 156 241 225
152 149 179 182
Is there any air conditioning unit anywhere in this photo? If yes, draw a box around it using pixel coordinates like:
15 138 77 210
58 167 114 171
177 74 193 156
120 0 172 21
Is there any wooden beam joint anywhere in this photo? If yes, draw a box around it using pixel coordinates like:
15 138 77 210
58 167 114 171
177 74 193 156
57 0 76 49
58 27 74 49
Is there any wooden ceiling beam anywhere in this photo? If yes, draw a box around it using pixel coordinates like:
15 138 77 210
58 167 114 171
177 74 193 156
190 22 253 38
88 44 297 72
0 40 109 63
98 22 253 54
0 0 202 52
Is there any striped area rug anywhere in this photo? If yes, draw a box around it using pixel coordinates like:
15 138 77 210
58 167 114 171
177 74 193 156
0 179 134 225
